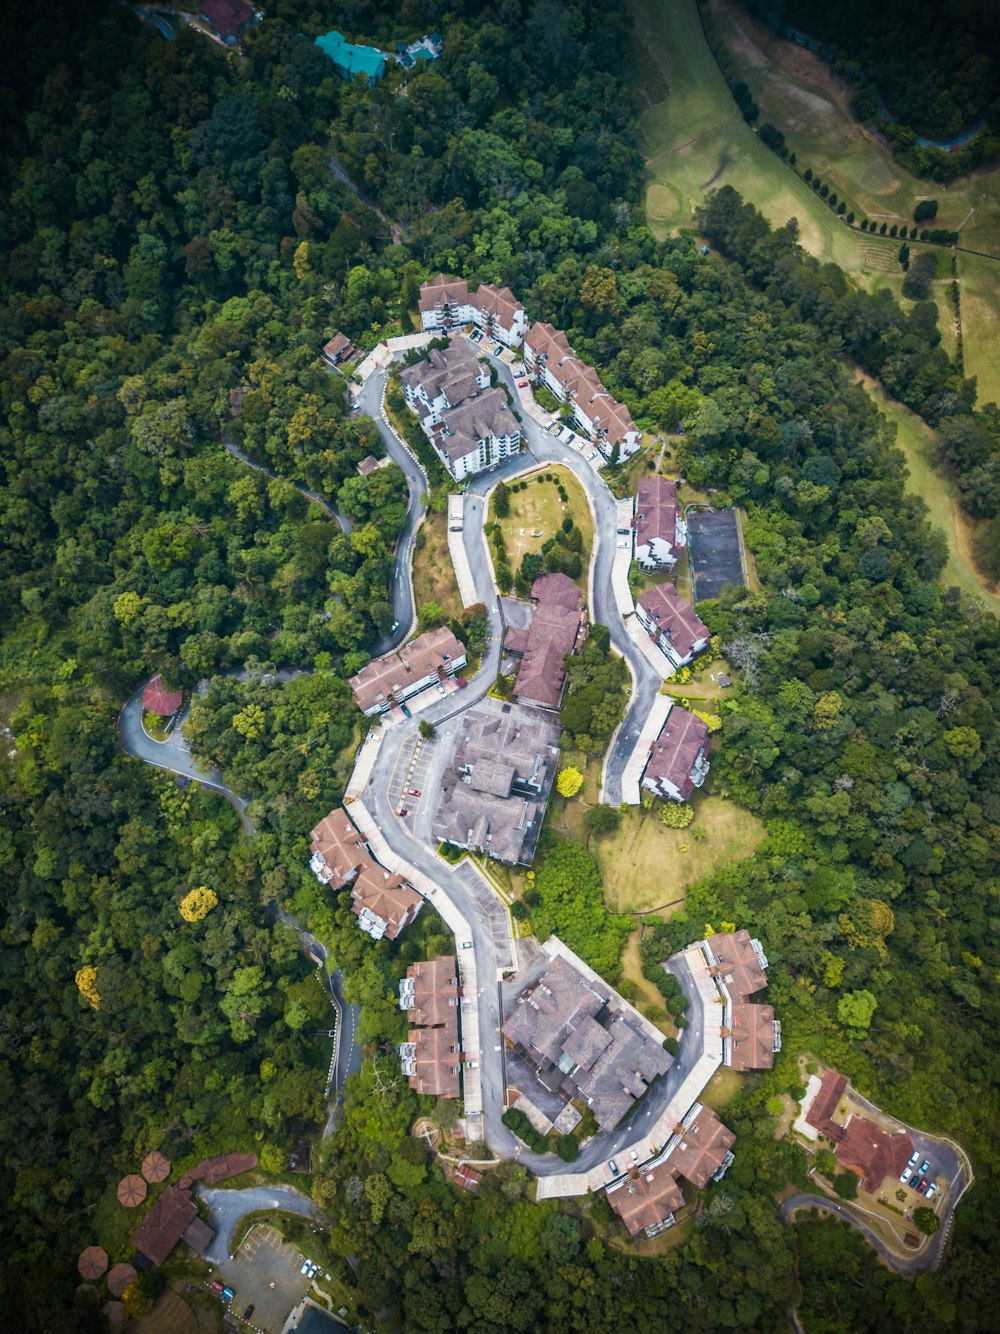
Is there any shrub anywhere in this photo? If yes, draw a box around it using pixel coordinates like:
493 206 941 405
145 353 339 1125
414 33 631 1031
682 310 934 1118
914 1206 940 1235
834 1171 859 1200
914 199 938 222
511 899 528 920
803 167 813 182
556 1134 580 1162
502 1108 548 1154
663 1036 680 1056
660 802 694 828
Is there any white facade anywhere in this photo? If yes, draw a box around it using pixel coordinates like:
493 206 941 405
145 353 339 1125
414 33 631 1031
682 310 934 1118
443 428 520 481
634 602 708 668
403 365 490 424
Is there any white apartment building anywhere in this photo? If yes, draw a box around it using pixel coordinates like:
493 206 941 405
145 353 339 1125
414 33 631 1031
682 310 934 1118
419 274 528 348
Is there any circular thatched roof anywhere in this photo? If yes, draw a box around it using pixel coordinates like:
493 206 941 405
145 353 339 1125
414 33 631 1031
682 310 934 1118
117 1173 147 1208
107 1263 137 1298
77 1246 108 1280
141 1150 171 1183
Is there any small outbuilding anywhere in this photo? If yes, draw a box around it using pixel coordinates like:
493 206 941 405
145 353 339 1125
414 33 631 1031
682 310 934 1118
77 1247 109 1280
141 1150 171 1184
117 1174 148 1208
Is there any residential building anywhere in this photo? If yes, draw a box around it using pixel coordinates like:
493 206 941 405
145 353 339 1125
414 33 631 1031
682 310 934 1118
418 274 528 348
356 454 390 477
703 930 780 1071
142 675 182 717
507 573 586 711
309 806 423 941
130 1186 198 1267
454 1163 482 1191
640 703 710 802
399 955 459 1027
432 699 561 864
803 1067 913 1193
197 0 261 46
634 476 685 568
315 30 386 84
502 943 672 1130
400 342 520 480
348 626 466 717
321 331 359 366
523 322 640 461
398 955 463 1098
394 34 443 69
635 583 709 667
607 1159 684 1237
666 1104 736 1189
400 1023 462 1097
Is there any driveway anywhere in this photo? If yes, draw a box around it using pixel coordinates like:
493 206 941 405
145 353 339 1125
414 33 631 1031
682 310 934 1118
780 1193 943 1278
198 1185 320 1264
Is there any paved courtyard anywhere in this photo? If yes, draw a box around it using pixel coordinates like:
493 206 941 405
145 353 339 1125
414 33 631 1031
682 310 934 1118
687 508 744 600
215 1224 314 1333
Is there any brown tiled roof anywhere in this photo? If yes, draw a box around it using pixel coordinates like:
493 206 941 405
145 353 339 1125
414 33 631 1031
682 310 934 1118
836 1117 913 1193
408 1019 461 1097
310 807 372 887
418 274 472 313
200 0 256 41
142 676 183 716
182 1217 215 1255
635 476 678 553
643 705 709 800
130 1185 198 1267
525 322 572 363
471 282 523 329
589 392 638 446
356 454 383 476
454 1164 482 1191
141 1151 171 1184
349 626 465 714
504 626 530 654
77 1247 108 1280
805 1068 848 1141
311 805 421 938
636 584 708 661
399 342 482 410
514 575 583 710
323 332 351 360
669 1107 736 1189
351 874 423 940
608 1165 684 1235
710 930 768 1000
117 1175 147 1208
439 387 518 462
107 1264 137 1299
728 1001 776 1071
406 956 459 1027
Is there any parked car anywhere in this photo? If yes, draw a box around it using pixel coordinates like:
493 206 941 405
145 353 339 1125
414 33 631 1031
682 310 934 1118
630 1150 640 1164
919 1159 931 1175
449 524 463 531
243 1305 255 1320
900 1166 913 1183
925 1183 938 1199
222 1287 234 1301
908 1150 920 1168
210 1281 223 1295
461 940 474 949
608 1160 619 1176
912 1177 924 1192
398 808 408 818
517 378 528 388
408 787 421 796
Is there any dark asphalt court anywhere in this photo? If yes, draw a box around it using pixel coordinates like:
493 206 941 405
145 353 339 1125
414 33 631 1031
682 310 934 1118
687 509 745 601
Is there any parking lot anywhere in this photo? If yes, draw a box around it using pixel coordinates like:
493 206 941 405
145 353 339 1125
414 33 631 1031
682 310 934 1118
687 508 745 601
385 733 434 822
214 1224 315 1333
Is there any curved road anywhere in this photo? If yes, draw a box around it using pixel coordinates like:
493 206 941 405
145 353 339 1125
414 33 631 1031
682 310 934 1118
780 1193 942 1278
120 342 675 1175
223 439 352 534
199 1185 320 1264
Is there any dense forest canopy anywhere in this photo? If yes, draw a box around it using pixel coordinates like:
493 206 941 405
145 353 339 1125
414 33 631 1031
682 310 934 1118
0 0 998 1330
750 0 1000 140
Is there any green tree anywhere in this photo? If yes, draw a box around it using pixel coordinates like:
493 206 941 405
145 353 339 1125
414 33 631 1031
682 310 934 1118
837 990 878 1033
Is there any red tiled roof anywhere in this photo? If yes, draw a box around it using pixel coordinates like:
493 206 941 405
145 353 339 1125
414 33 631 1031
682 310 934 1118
130 1185 198 1267
608 1165 684 1235
117 1174 147 1208
142 676 183 716
141 1151 171 1184
669 1107 736 1189
200 0 256 41
635 476 678 553
805 1068 848 1142
454 1164 482 1191
408 1018 461 1097
836 1117 913 1194
349 627 465 714
636 583 708 661
728 1001 776 1071
107 1264 137 1299
709 929 768 1000
406 956 459 1027
643 705 709 800
323 332 351 360
77 1247 108 1280
514 575 584 710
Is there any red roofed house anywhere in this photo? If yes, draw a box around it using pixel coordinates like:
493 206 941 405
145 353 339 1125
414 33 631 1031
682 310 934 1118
198 0 261 47
607 1161 684 1237
310 806 423 941
634 476 685 569
707 930 769 1000
418 274 528 348
667 1104 736 1189
399 955 463 1098
454 1163 482 1192
804 1068 849 1143
641 703 710 802
635 584 709 668
510 574 586 711
130 1185 198 1267
727 999 778 1071
523 322 640 461
142 676 183 717
398 955 459 1027
321 331 358 366
348 626 467 717
801 1067 912 1193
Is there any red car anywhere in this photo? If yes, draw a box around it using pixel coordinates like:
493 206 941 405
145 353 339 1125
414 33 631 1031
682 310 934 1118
408 788 421 797
517 378 528 388
398 808 408 818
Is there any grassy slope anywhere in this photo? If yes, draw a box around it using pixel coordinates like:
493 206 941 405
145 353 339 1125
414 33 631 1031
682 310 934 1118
489 467 594 592
413 509 463 621
629 0 1000 605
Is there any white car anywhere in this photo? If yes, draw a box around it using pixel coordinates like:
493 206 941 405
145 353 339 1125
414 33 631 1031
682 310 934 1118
900 1166 913 1184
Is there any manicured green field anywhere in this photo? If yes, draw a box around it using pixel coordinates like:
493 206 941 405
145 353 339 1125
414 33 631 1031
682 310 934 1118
958 252 1000 408
705 0 1000 257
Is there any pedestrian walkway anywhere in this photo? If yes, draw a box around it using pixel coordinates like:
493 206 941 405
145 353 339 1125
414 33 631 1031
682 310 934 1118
619 693 673 805
354 332 434 384
447 495 479 607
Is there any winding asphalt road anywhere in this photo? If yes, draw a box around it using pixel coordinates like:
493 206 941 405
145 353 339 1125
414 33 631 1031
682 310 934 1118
199 1185 320 1264
780 1193 941 1278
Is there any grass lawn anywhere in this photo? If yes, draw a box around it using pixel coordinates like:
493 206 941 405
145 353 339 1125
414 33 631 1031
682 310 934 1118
700 1064 745 1114
592 793 765 917
490 466 593 592
620 926 676 1037
957 251 1000 409
856 371 1000 611
413 509 463 621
